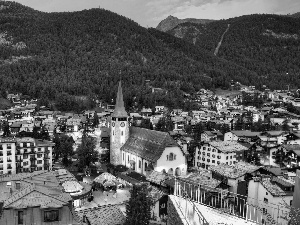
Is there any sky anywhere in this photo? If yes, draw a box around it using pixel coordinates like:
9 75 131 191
11 0 300 27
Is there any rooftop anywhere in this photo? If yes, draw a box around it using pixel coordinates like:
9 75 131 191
261 177 294 197
209 141 249 153
210 162 260 179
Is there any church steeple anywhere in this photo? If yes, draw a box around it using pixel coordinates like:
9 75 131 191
112 81 128 118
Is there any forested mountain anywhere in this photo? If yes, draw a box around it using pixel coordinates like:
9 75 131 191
290 12 300 18
1 2 299 112
165 14 300 91
156 15 214 32
0 1 256 111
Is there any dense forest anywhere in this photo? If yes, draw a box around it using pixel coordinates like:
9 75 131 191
166 14 300 91
1 2 300 111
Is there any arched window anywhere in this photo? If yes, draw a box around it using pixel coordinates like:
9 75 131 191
121 131 124 136
168 168 173 175
169 153 174 161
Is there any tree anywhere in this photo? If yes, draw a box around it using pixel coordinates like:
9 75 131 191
2 121 10 137
76 132 98 171
155 116 173 132
140 118 153 130
93 112 99 127
53 134 74 166
125 183 153 225
282 119 290 131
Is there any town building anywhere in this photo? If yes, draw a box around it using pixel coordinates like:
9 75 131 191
248 175 294 225
110 82 187 176
194 141 249 170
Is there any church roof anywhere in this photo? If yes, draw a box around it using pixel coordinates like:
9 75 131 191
121 127 179 162
111 81 128 118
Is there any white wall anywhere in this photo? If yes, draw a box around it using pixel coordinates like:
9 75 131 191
156 146 187 176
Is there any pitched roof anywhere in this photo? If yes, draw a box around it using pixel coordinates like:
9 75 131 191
76 205 126 225
231 130 260 137
121 127 179 162
111 81 128 118
261 177 294 196
210 162 260 179
209 141 249 153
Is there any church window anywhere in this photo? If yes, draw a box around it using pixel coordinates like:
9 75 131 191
128 155 129 163
113 131 114 135
121 131 124 136
166 155 168 161
145 162 148 170
169 153 174 161
123 153 125 161
139 160 141 168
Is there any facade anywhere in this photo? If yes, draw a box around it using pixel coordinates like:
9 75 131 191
248 175 294 225
0 137 54 175
110 82 187 176
194 141 248 170
0 138 17 175
201 131 223 142
0 170 82 225
224 130 260 142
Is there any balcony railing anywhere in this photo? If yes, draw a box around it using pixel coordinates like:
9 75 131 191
174 178 290 225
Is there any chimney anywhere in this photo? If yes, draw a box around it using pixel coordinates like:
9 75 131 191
16 182 21 190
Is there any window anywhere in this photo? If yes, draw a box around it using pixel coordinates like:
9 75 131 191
123 153 125 161
290 200 293 206
128 155 129 163
18 211 24 224
37 160 43 164
230 161 232 165
262 208 267 214
0 145 2 150
202 152 205 155
202 158 205 161
226 156 228 160
266 192 268 195
217 161 220 164
23 155 28 159
212 154 215 158
217 156 221 159
121 131 124 136
44 210 59 222
207 159 210 162
169 153 174 161
212 160 215 163
38 148 41 151
7 144 11 149
203 147 206 150
264 198 268 204
207 153 210 157
230 156 232 159
166 155 168 160
212 149 216 152
23 162 28 166
198 151 200 155
37 154 42 158
139 160 141 168
145 162 148 170
207 148 211 151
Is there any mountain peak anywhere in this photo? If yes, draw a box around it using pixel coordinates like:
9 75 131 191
156 16 215 32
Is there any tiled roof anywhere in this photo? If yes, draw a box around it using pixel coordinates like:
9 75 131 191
182 173 222 189
94 173 117 185
231 130 260 137
261 178 293 196
210 162 260 179
146 170 173 187
121 127 179 162
76 205 126 225
209 141 249 153
282 144 300 152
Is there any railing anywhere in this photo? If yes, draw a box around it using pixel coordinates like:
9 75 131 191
174 178 290 225
173 178 209 225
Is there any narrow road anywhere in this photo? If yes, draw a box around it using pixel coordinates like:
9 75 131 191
214 24 230 56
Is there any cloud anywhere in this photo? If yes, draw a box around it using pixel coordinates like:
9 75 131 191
11 0 300 28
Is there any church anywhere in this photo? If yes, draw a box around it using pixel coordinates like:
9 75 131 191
110 82 187 176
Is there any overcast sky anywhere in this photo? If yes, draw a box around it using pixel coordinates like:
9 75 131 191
12 0 300 27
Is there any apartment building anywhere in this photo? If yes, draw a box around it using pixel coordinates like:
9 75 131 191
15 137 54 173
0 137 54 175
194 141 248 170
0 138 17 175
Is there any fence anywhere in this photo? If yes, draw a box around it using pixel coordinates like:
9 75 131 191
174 178 291 225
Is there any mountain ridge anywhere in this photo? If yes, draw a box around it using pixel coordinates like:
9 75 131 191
156 15 214 32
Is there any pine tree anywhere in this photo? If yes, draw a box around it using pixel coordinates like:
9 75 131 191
125 183 153 225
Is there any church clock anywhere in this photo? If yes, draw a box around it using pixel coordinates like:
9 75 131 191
120 122 125 127
112 122 115 127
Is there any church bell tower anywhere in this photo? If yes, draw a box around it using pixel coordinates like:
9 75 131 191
110 81 129 166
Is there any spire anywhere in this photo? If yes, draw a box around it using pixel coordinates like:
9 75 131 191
112 81 128 118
